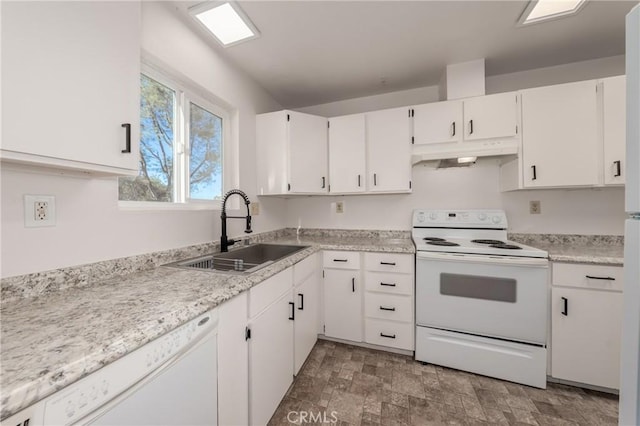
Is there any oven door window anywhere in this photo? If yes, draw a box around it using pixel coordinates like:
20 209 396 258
440 273 516 303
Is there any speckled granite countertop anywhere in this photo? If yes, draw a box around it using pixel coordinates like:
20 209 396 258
510 234 624 266
0 233 414 420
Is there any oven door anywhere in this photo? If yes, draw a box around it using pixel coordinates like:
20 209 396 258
416 251 548 344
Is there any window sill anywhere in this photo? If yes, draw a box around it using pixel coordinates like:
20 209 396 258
118 200 222 211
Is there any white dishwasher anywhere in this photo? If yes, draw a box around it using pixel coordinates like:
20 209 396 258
4 309 219 426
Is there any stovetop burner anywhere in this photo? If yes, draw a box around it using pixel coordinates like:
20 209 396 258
423 237 446 242
426 241 460 247
490 243 523 250
471 239 505 245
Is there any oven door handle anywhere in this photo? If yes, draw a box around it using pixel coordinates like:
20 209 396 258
416 251 548 267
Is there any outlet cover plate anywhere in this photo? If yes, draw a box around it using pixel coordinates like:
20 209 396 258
529 200 541 215
24 195 56 227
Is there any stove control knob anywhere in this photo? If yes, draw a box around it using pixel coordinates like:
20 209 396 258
429 212 438 220
417 212 425 223
491 215 502 224
477 213 487 221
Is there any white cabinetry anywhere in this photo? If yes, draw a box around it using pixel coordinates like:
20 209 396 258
323 251 362 342
1 1 141 175
248 269 294 426
293 254 320 374
603 76 626 185
413 101 462 145
521 80 599 188
463 93 519 141
218 292 249 426
363 253 414 350
366 107 412 193
551 263 624 389
328 114 367 193
256 111 328 195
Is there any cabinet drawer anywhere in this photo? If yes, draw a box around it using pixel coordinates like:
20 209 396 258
365 293 412 322
365 319 414 350
365 271 413 295
294 253 318 284
364 252 413 273
249 268 293 318
323 251 360 269
552 263 623 291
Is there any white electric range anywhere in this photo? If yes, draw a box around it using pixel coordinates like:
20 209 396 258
412 209 549 389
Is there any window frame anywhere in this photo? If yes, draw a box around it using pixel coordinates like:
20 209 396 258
118 62 236 211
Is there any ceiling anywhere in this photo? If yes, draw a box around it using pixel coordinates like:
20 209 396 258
175 1 638 108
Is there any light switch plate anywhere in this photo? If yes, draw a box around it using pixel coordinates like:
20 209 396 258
24 195 56 227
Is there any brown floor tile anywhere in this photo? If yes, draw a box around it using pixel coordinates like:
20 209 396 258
327 389 365 424
392 370 426 399
381 402 410 424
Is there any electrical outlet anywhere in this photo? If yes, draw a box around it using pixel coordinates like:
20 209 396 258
335 201 344 214
529 200 541 215
24 195 56 227
250 202 260 215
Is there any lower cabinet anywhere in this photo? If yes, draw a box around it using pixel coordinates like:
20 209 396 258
551 263 624 389
323 251 363 342
293 254 320 374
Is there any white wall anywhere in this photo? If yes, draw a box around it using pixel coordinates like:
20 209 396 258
290 55 627 236
0 2 285 278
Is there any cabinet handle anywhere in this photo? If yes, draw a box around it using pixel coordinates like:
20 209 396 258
531 165 537 181
451 121 456 137
380 333 396 339
289 302 295 320
322 177 326 189
358 175 361 187
298 293 304 310
121 123 131 153
469 120 473 135
379 306 396 312
380 282 396 287
333 259 348 262
373 173 377 186
586 275 615 281
352 277 355 293
380 261 396 266
614 160 622 177
561 297 568 316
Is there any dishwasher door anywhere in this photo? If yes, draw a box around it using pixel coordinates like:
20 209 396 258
85 331 217 426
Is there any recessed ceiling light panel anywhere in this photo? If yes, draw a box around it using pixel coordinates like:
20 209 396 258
189 2 260 47
518 0 587 26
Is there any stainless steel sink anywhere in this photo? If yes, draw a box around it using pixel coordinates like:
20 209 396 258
165 243 309 274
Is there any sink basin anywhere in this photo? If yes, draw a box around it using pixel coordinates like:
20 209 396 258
165 243 309 274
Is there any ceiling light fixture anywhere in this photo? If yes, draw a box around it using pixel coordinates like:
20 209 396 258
518 0 587 26
189 2 260 47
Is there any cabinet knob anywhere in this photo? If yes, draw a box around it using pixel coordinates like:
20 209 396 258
121 123 131 153
561 297 568 316
614 160 622 177
531 165 537 181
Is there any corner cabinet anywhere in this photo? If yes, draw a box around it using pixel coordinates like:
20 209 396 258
256 110 328 195
1 1 141 175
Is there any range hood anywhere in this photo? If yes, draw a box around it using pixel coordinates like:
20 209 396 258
412 59 519 165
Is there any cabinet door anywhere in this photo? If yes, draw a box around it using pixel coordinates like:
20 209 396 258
413 101 462 145
603 76 626 185
328 114 366 193
366 107 412 192
324 269 362 342
218 293 249 426
2 1 140 173
522 81 599 188
294 272 320 374
249 291 294 426
463 92 518 141
288 112 328 193
551 287 623 389
256 111 288 195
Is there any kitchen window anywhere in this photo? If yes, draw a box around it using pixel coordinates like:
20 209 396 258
119 66 232 208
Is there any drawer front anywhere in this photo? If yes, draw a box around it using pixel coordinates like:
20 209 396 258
294 253 318 284
364 252 413 273
249 267 293 318
365 319 414 350
323 250 360 270
365 271 413 295
365 293 413 322
552 263 624 291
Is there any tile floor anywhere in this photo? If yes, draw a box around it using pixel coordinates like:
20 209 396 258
269 339 619 425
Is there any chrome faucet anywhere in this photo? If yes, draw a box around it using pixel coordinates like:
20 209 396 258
220 189 252 252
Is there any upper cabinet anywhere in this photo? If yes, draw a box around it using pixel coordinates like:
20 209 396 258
521 80 600 188
1 1 141 175
603 76 626 185
256 110 328 195
413 100 462 145
463 93 519 141
366 107 413 193
328 114 367 194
